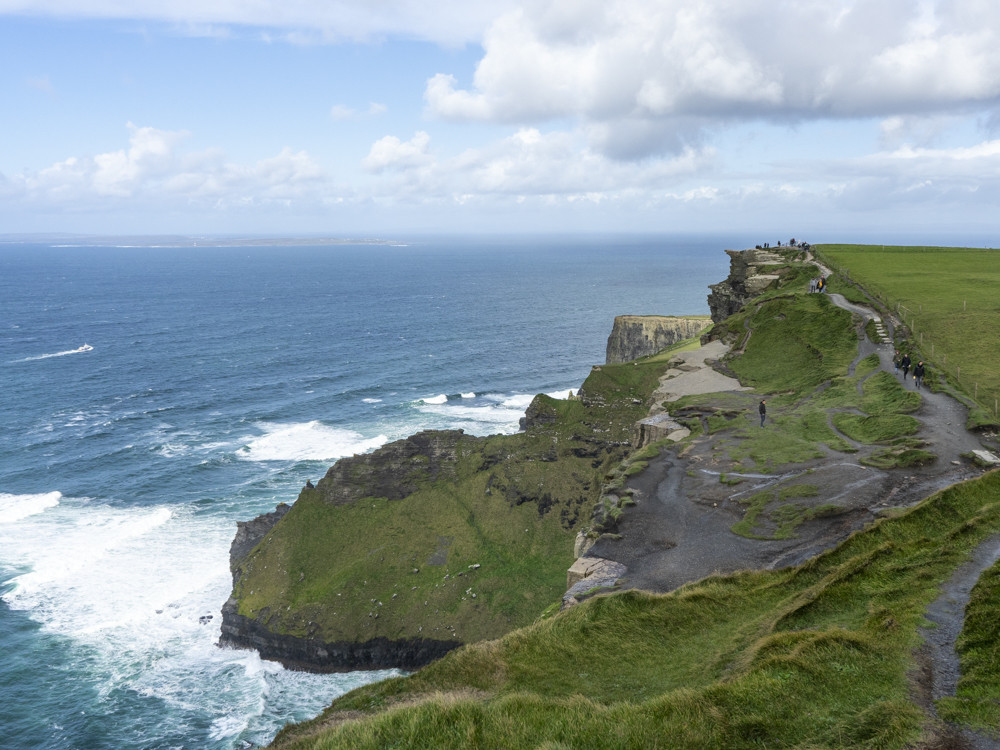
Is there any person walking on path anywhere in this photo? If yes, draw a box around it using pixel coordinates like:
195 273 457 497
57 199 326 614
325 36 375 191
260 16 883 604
901 353 911 380
914 361 926 389
759 399 767 427
893 350 901 374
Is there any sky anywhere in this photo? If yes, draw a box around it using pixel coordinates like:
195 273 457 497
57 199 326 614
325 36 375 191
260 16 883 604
2 0 1000 241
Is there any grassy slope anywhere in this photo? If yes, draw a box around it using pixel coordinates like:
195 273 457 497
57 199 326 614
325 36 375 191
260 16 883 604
232 359 669 646
816 244 1000 428
263 245 1000 747
272 470 1000 750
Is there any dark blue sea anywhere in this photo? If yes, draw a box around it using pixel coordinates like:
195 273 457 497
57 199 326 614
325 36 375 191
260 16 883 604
0 234 733 749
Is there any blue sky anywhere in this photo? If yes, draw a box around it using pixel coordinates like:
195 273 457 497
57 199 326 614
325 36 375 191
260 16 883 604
2 1 1000 240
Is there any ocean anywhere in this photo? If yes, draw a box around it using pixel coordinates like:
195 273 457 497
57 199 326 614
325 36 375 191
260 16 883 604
0 234 733 749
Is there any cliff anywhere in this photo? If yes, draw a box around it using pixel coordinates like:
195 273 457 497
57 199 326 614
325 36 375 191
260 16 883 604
219 364 665 671
221 245 806 675
604 315 712 364
706 248 786 323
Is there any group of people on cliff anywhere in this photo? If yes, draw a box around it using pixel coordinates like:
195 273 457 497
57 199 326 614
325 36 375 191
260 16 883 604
809 276 828 293
894 350 927 388
754 238 810 251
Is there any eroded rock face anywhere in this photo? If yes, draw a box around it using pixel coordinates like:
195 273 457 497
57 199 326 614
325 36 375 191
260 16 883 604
707 249 784 323
314 430 466 505
228 503 291 582
605 315 713 364
218 600 460 672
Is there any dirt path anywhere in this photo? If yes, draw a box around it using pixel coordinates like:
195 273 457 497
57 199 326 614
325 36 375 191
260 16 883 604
583 282 999 743
917 535 1000 749
828 292 1000 748
828 292 984 465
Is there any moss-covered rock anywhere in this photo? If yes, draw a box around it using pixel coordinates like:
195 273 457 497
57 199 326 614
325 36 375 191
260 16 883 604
221 359 667 670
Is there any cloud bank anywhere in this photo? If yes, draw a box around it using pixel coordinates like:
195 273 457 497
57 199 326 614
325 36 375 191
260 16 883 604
3 0 1000 235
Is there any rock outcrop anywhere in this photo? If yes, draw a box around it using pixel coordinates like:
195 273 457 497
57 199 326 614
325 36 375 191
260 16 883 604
605 315 712 364
633 413 690 447
228 502 291 578
707 249 785 323
313 430 465 506
218 431 474 671
219 601 460 672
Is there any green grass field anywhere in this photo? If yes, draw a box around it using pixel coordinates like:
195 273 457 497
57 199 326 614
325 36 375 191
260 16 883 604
816 244 1000 428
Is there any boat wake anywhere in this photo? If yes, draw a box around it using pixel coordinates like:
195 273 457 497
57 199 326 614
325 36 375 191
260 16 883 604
16 344 93 362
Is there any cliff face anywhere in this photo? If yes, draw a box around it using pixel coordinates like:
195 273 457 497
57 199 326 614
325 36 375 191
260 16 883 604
222 507 455 671
219 431 474 671
313 430 465 506
218 370 650 671
605 315 713 364
707 249 785 323
219 600 460 672
220 252 745 674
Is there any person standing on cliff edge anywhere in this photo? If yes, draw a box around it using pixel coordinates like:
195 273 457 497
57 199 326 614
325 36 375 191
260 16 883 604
759 399 767 427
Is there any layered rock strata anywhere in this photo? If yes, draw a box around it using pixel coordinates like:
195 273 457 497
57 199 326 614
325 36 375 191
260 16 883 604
605 315 712 364
707 249 784 323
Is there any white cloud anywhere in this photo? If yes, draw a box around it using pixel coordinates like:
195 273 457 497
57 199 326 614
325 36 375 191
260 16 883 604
90 122 187 196
12 123 327 210
361 125 714 201
363 131 432 172
422 0 1000 158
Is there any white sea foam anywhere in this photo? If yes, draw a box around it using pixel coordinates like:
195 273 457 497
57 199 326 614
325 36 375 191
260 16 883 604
3 504 177 632
421 394 448 404
0 492 394 746
240 421 387 462
547 389 575 400
500 394 536 410
461 392 476 399
362 398 382 404
0 491 61 524
413 391 548 435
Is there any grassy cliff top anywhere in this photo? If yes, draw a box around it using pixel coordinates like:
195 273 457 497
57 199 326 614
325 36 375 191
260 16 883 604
231 351 674 650
816 244 1000 429
262 243 1000 748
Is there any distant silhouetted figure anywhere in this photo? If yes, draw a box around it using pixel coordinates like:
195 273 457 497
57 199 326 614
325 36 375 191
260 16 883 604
759 399 767 427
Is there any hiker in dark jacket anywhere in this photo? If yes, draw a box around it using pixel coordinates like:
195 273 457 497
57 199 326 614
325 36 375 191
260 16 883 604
759 399 767 427
913 361 926 388
900 353 911 380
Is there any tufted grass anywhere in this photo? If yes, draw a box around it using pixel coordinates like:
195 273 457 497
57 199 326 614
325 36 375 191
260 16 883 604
271 470 1000 750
